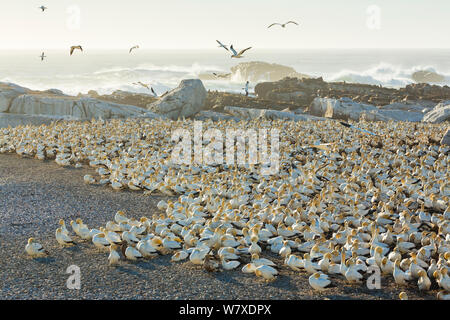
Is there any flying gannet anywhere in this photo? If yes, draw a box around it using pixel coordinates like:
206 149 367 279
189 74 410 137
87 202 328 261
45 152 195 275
268 21 299 28
129 45 139 53
216 40 229 52
132 81 151 90
70 45 83 56
38 6 47 12
229 45 252 59
39 52 46 61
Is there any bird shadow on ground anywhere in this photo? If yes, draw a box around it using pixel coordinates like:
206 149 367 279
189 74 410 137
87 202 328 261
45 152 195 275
32 256 56 264
210 271 240 285
115 265 150 280
134 261 155 271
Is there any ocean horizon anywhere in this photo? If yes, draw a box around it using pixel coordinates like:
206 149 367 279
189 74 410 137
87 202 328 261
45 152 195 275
1 48 449 96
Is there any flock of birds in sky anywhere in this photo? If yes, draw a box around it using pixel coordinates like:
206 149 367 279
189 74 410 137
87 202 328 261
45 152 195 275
35 5 300 95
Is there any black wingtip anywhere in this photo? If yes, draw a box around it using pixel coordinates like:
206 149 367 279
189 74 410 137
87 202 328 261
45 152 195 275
339 121 351 128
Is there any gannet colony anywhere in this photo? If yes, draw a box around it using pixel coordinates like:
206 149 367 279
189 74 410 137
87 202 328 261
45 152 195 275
1 117 449 299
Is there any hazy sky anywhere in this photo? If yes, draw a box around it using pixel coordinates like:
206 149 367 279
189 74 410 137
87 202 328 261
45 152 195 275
1 0 449 49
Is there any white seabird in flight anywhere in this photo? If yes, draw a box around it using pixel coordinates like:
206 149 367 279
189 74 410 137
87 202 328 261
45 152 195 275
268 21 299 28
70 45 83 56
38 6 47 12
132 81 151 90
229 45 252 59
129 45 139 53
216 40 229 52
39 52 46 61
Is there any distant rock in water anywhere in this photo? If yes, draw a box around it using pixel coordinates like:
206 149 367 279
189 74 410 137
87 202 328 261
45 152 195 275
412 70 445 83
230 61 309 82
199 61 309 82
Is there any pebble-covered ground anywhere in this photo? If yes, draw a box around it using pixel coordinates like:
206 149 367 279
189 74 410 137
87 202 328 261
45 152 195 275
0 154 438 300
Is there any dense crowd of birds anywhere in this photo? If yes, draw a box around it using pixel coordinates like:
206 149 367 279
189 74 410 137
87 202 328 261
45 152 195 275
2 118 449 299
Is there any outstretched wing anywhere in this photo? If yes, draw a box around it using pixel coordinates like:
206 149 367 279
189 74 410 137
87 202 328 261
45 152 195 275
70 47 74 55
216 40 229 51
229 45 238 56
268 23 281 28
238 47 252 56
286 21 299 26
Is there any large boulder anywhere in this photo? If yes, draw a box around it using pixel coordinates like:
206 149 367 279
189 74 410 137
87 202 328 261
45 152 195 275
8 95 154 119
147 79 207 120
224 106 326 122
308 97 377 121
0 83 28 112
0 82 161 128
423 101 450 123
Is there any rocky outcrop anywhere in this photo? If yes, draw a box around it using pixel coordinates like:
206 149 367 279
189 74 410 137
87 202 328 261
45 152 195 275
193 110 240 122
230 61 309 82
204 91 298 113
309 97 377 121
441 128 450 146
82 90 158 109
0 83 27 112
412 70 445 83
423 101 450 123
360 109 425 122
255 77 450 109
0 82 161 128
223 106 326 122
147 79 207 120
0 113 76 128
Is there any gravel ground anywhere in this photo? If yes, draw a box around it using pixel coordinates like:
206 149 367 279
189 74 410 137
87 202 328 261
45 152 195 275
0 154 438 300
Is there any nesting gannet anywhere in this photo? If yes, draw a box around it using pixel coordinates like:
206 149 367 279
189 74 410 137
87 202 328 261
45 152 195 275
102 228 122 245
171 250 189 262
83 174 96 184
417 270 431 291
399 292 408 300
267 21 299 28
108 244 121 265
122 231 139 246
92 233 110 250
125 246 143 261
58 219 69 235
70 45 83 55
221 259 240 270
56 228 76 246
189 247 210 265
309 272 331 291
229 45 252 59
129 45 139 53
242 263 257 274
437 291 450 300
114 210 129 224
25 238 48 257
255 265 278 281
39 52 46 61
